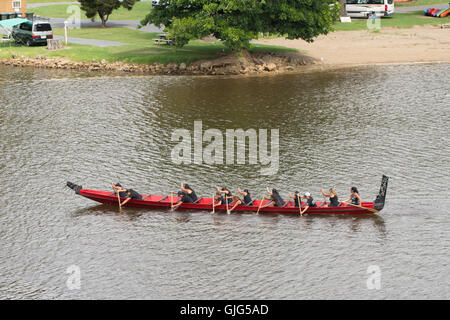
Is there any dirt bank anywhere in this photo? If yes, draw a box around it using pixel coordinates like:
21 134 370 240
0 50 317 76
254 25 450 67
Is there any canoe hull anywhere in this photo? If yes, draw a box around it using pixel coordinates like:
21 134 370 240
78 189 378 215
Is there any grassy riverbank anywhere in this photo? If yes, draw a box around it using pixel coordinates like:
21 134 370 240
0 27 298 65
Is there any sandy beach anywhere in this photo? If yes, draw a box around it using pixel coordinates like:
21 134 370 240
255 25 450 66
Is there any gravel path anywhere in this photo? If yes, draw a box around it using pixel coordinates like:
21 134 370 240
48 17 163 33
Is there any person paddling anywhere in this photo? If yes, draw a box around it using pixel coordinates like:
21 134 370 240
120 188 142 206
299 192 317 215
262 188 285 207
320 187 339 207
173 183 198 209
289 191 302 207
111 182 127 198
212 191 225 208
216 186 233 204
227 195 244 214
237 187 252 205
341 187 362 206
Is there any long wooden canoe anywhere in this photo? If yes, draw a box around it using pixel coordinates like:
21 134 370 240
67 175 389 215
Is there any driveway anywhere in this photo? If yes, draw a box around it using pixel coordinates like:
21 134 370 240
49 17 163 33
29 1 163 34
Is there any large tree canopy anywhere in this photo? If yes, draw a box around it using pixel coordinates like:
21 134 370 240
141 0 340 50
80 0 137 27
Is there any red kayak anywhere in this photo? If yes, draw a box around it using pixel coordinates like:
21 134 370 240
67 175 389 215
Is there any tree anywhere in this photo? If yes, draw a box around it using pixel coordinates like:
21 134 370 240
79 0 137 27
140 0 340 50
338 0 347 17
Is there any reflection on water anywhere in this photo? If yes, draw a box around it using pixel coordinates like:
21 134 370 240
0 64 449 299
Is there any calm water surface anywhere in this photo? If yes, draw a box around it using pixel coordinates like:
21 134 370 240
0 64 449 299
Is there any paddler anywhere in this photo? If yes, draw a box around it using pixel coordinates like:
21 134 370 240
216 186 233 204
289 191 302 207
237 187 252 205
227 195 244 213
341 187 362 206
320 187 340 207
212 191 225 208
262 187 285 207
172 183 198 209
299 192 317 214
111 182 127 198
120 188 143 206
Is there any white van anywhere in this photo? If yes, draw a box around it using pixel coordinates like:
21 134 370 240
346 0 395 18
12 20 53 46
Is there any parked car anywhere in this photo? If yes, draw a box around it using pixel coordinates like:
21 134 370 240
12 20 53 46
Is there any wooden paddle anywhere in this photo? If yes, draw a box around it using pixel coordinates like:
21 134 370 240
212 194 215 214
171 191 181 212
170 191 174 211
322 194 328 208
112 185 122 212
225 196 230 214
297 194 302 215
256 194 265 215
339 201 379 213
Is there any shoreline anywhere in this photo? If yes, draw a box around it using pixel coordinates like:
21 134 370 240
1 55 449 78
1 26 449 76
0 50 317 76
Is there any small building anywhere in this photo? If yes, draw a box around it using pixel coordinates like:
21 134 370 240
0 0 28 20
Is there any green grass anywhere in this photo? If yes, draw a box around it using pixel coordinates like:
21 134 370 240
29 2 152 21
333 11 444 31
53 26 159 45
395 0 450 7
0 27 298 66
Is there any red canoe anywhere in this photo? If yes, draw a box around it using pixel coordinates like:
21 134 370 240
67 175 389 215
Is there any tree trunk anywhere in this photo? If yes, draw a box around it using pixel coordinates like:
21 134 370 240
98 11 108 27
339 0 347 17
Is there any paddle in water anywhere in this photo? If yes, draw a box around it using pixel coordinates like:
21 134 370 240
297 194 302 215
171 191 182 212
111 182 122 212
256 194 265 215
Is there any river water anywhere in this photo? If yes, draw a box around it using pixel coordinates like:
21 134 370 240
0 64 449 299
